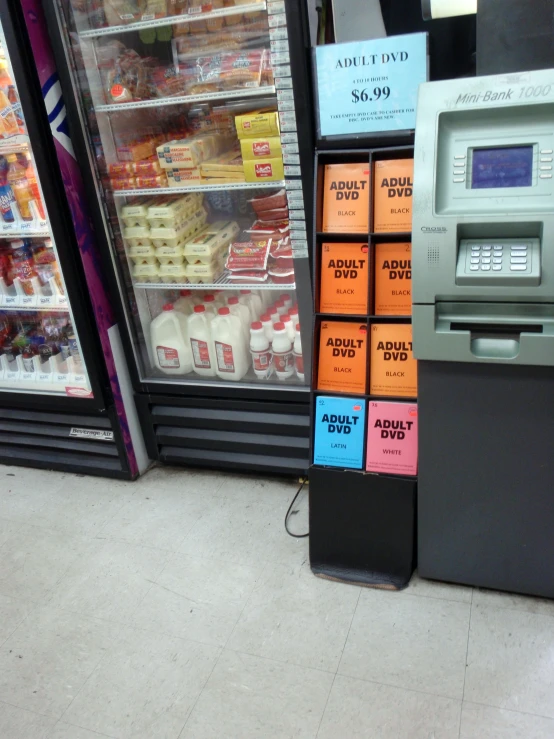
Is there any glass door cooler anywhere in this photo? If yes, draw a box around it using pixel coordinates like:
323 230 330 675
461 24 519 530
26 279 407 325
0 0 144 477
44 0 314 474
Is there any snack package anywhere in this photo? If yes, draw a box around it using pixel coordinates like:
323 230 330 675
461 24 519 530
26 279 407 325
133 157 163 176
116 139 158 162
111 176 136 190
243 157 284 182
249 188 287 213
240 135 282 161
136 174 168 189
235 111 279 138
226 239 270 272
167 168 203 185
109 162 134 177
227 269 268 282
200 149 244 175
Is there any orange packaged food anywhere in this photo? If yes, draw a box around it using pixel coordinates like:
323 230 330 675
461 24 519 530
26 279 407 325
317 320 368 395
319 243 369 315
374 243 412 316
373 159 414 233
322 163 370 234
109 162 134 177
369 323 417 398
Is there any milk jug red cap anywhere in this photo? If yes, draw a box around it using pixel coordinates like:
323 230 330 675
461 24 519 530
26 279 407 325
240 289 251 295
162 303 174 311
204 294 215 303
260 313 270 322
193 304 206 313
274 322 285 331
218 307 230 315
282 314 291 323
228 296 239 305
251 321 263 330
180 289 191 297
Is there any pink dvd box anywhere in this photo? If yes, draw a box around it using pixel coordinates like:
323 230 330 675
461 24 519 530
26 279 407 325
366 401 418 476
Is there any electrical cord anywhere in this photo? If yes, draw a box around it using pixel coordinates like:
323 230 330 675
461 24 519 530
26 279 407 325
284 478 309 538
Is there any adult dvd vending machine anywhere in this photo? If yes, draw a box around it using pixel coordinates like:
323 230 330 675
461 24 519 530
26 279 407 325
44 0 314 474
0 0 145 478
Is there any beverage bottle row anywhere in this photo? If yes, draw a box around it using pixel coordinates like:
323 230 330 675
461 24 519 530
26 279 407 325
0 238 63 296
0 152 46 225
0 312 81 372
0 56 24 137
150 289 303 382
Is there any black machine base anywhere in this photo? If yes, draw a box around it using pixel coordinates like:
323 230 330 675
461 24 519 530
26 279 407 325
0 402 132 479
309 466 416 590
419 360 554 599
136 392 310 476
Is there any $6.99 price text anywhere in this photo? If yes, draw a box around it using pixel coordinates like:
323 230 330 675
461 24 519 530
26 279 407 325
351 87 391 103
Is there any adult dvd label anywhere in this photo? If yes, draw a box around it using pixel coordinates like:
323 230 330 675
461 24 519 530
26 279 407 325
314 396 366 469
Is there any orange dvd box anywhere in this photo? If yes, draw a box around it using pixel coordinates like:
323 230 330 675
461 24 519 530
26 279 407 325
369 323 417 397
322 163 370 234
317 320 368 395
373 159 414 232
374 243 412 315
319 242 369 315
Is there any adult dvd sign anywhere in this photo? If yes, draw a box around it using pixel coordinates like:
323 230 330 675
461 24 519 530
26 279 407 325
314 396 366 469
314 33 428 139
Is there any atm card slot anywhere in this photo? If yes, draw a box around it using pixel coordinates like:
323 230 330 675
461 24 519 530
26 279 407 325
450 322 543 334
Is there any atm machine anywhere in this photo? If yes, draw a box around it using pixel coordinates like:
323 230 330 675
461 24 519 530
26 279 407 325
413 69 554 598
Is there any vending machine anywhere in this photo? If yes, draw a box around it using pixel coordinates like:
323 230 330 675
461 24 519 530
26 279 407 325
0 0 145 478
42 0 314 475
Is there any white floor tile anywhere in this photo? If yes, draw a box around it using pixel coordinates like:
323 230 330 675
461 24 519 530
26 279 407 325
62 626 220 739
227 562 360 672
473 587 554 617
0 516 23 548
0 701 56 739
47 539 170 623
0 593 36 645
317 674 461 739
339 589 470 699
49 723 115 739
0 605 119 718
132 552 266 646
0 466 62 523
460 702 554 738
408 571 473 603
181 649 334 739
0 524 92 601
465 604 554 717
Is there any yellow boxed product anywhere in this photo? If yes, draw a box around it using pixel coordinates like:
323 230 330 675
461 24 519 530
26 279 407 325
128 245 157 263
202 174 246 183
133 263 160 281
235 111 280 139
184 220 240 259
146 194 201 223
167 168 203 185
243 157 285 182
201 150 244 175
121 200 156 228
156 136 217 169
185 260 223 281
158 264 188 282
240 136 282 161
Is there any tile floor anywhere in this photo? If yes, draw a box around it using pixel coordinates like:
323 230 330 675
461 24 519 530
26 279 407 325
0 463 553 738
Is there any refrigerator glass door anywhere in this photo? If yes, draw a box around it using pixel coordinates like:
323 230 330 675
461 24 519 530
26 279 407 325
54 0 307 389
0 21 93 398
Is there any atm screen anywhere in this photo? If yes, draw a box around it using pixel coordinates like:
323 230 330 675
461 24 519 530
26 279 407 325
471 146 533 189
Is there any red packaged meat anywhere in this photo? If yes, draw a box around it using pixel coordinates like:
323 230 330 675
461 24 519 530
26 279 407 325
227 270 269 283
226 239 271 272
245 219 289 235
257 207 289 222
268 265 295 284
249 189 287 214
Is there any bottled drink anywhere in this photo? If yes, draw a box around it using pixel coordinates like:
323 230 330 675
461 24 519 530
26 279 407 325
7 154 33 221
281 314 295 343
294 324 304 382
22 341 38 372
272 322 294 380
281 293 293 312
250 321 272 379
227 296 250 345
211 307 249 381
67 331 84 371
0 89 19 137
260 313 274 344
10 240 37 295
25 164 46 221
289 304 299 330
0 155 15 223
239 290 262 322
7 86 24 129
187 305 216 377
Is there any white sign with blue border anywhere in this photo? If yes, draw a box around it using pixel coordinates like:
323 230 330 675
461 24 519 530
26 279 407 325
315 33 428 138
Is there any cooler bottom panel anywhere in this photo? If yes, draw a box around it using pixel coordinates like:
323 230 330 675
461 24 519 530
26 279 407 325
137 393 310 476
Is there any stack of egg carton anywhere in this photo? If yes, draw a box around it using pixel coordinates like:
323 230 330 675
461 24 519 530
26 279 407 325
183 220 240 284
122 193 207 283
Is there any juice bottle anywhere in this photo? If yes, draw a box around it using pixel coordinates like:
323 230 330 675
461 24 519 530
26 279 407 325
7 154 33 221
10 240 36 295
25 164 46 221
0 90 19 137
22 341 39 372
7 86 24 130
0 155 15 223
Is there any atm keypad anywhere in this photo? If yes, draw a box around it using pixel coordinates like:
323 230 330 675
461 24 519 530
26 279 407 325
457 238 541 286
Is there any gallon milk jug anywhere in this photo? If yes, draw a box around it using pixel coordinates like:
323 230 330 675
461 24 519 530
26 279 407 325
187 304 216 376
250 321 273 379
211 307 249 380
260 313 274 344
227 296 250 345
151 303 192 375
239 290 262 322
202 294 218 317
294 323 304 381
272 322 294 380
174 289 194 315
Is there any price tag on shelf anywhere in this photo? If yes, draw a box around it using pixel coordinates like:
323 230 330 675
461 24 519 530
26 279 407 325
278 98 295 112
280 131 298 145
291 228 307 240
21 371 36 383
268 0 286 13
314 32 428 137
57 295 68 308
281 141 299 154
283 152 300 165
54 372 69 384
284 165 301 176
274 64 291 78
38 372 52 384
292 240 309 259
6 370 20 382
275 77 293 90
271 51 290 67
286 179 303 190
21 295 37 308
1 223 16 234
277 88 294 102
38 295 56 308
271 39 289 53
288 193 305 207
270 26 288 41
268 13 287 27
4 295 17 306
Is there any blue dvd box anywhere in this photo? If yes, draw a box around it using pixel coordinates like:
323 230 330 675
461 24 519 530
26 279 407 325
313 395 366 469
